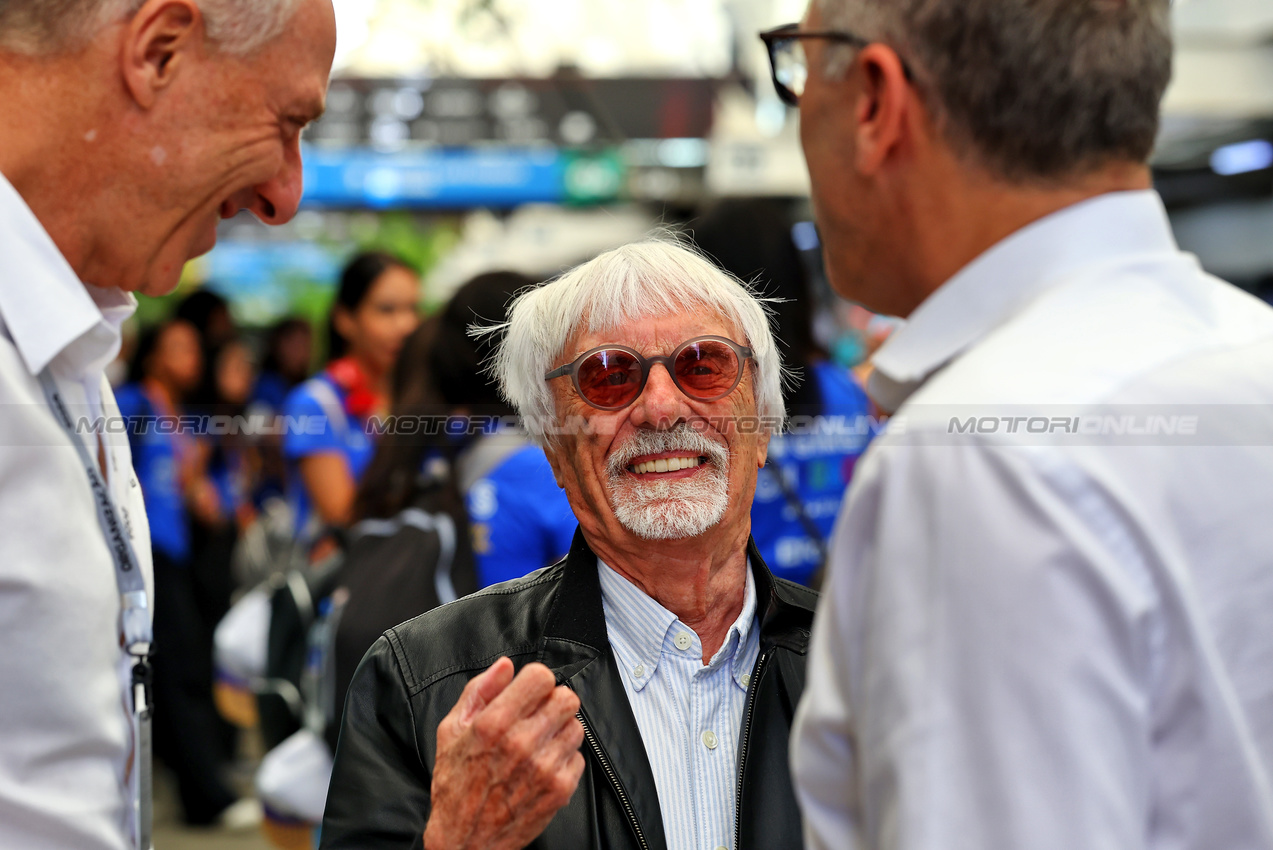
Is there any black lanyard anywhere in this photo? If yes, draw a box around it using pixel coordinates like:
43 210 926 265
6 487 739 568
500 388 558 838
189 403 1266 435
38 369 153 850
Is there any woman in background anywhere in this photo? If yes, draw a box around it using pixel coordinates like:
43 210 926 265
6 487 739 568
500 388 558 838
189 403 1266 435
325 272 575 750
353 270 576 587
116 319 243 826
252 318 313 415
250 318 313 506
283 252 421 537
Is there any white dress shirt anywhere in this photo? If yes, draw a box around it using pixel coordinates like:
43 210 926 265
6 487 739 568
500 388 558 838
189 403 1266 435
599 560 760 850
0 173 154 849
792 191 1273 850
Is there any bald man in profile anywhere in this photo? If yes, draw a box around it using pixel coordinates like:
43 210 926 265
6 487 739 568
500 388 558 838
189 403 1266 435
0 1 334 845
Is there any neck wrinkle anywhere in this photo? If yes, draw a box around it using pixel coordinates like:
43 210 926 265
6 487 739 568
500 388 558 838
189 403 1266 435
584 521 752 663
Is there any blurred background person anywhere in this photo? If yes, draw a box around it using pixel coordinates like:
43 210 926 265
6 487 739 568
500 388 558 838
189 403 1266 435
429 271 577 586
176 289 238 394
352 270 575 589
116 319 246 827
283 251 422 537
253 318 316 418
192 336 260 633
248 318 316 528
693 198 873 587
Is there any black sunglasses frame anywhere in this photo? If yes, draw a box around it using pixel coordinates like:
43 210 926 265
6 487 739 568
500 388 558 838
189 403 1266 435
545 335 755 411
759 22 913 107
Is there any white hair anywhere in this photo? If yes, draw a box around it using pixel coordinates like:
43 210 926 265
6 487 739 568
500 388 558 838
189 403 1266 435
488 238 787 447
0 0 302 56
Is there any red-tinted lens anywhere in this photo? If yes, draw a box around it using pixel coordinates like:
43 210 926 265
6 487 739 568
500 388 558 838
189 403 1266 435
575 349 643 408
673 340 740 399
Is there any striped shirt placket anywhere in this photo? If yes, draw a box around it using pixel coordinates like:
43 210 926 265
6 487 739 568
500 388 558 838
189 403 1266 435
599 560 760 850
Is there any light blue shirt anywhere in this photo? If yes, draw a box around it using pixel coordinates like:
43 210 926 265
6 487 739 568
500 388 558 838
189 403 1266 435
598 559 760 850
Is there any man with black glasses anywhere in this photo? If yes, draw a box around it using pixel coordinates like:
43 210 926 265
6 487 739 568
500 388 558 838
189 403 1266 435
321 240 815 850
764 2 1273 849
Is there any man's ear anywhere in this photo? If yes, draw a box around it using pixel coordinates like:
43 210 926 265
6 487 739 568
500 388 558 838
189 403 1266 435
543 440 567 489
121 0 202 110
852 43 913 176
755 429 771 471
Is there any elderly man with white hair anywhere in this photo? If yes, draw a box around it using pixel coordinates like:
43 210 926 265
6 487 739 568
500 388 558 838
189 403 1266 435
0 0 334 846
321 240 817 850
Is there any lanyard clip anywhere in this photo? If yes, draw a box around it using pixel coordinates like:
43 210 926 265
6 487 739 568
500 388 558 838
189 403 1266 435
130 656 153 717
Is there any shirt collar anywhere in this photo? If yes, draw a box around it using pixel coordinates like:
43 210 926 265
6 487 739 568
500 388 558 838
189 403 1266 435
598 558 758 692
0 172 137 381
868 190 1178 412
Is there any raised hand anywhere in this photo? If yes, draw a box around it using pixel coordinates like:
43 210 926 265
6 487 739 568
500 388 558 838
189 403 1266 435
423 658 586 850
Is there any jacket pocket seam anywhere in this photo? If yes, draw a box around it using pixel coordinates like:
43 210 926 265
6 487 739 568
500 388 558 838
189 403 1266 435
409 644 543 696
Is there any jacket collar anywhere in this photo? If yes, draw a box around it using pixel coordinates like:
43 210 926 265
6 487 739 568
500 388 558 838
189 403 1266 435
868 190 1177 412
541 529 816 656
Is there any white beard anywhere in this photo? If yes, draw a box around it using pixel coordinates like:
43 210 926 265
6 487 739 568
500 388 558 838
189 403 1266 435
605 425 730 540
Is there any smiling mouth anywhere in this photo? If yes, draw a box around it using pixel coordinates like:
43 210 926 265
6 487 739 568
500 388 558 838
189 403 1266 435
626 455 708 475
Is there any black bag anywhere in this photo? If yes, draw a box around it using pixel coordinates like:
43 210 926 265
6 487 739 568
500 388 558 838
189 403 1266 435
257 549 346 750
323 476 480 750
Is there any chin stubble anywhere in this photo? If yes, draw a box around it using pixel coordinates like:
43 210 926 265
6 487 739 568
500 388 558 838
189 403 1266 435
605 424 730 540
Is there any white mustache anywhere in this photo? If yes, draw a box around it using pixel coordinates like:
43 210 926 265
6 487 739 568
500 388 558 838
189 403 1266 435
605 424 729 479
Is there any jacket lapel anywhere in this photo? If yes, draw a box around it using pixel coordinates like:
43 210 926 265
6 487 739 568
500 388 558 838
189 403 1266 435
539 531 669 850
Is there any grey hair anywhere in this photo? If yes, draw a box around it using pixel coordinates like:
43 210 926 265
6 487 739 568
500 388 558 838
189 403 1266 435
814 0 1173 182
488 239 787 447
0 0 302 56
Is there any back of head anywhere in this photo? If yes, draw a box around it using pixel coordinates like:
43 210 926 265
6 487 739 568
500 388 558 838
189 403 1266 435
815 0 1173 181
692 199 824 413
0 0 302 56
175 288 230 337
431 271 537 416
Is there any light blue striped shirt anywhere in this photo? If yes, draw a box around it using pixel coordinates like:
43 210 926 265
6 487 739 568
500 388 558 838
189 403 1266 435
598 559 760 850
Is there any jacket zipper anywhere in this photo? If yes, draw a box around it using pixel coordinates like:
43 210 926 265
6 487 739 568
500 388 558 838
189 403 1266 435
733 649 769 850
578 710 651 850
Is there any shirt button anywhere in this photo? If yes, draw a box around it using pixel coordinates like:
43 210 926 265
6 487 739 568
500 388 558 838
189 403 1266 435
715 846 728 850
674 631 693 651
740 673 751 689
633 665 645 679
701 730 718 750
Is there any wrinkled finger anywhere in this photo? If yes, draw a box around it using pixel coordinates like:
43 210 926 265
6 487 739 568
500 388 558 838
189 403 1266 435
505 685 582 751
560 749 586 792
474 662 559 736
541 686 582 736
452 657 515 726
544 709 585 764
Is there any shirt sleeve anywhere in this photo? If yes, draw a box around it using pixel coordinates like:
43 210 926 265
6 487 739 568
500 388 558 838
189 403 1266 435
282 383 345 462
792 437 1161 850
468 450 575 588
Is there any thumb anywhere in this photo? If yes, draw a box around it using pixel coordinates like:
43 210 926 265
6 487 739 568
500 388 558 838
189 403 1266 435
454 656 515 726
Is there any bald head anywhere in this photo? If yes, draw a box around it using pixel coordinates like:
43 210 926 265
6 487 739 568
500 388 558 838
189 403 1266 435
0 0 301 56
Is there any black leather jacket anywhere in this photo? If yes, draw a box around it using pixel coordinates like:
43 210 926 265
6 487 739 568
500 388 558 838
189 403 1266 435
321 530 817 850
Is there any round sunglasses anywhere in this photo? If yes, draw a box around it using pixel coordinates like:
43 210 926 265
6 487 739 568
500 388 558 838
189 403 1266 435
545 336 755 411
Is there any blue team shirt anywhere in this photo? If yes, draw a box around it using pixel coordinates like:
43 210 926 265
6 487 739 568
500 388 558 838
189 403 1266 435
282 374 376 534
750 361 875 586
115 383 191 563
251 371 294 414
465 445 576 587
